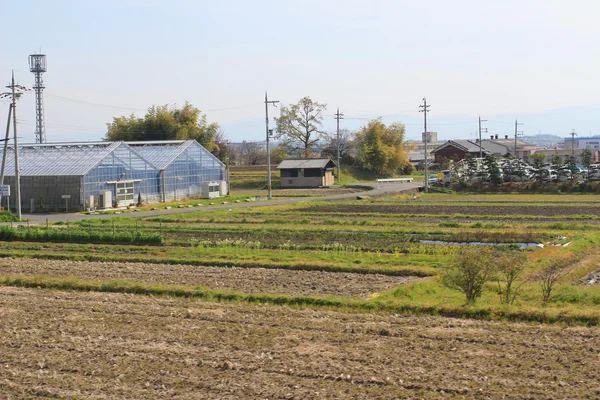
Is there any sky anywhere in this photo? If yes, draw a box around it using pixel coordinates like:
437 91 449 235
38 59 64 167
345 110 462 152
1 0 599 144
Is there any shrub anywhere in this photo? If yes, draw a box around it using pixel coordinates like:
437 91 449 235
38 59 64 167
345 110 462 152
442 246 495 304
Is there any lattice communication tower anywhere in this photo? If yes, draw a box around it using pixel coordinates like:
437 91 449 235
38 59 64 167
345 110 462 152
29 53 47 143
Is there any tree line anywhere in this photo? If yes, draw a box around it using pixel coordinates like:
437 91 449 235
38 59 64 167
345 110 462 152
104 96 414 175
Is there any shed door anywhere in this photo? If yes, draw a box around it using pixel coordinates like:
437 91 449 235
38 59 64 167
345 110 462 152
116 181 135 206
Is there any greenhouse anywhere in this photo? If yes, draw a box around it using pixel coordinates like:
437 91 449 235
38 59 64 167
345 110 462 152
0 140 226 212
128 140 226 202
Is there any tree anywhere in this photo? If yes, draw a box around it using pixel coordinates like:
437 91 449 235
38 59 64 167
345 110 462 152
496 252 528 305
550 154 563 168
564 155 577 167
581 148 593 169
270 145 288 164
530 153 546 181
438 156 451 171
105 102 220 150
275 97 327 157
442 246 495 304
539 258 570 306
321 128 356 164
484 155 502 185
237 141 266 165
354 120 412 175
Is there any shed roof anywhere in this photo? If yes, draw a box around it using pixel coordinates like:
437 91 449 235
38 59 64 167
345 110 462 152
277 158 336 169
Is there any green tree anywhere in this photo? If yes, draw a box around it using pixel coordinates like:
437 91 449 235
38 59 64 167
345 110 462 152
581 148 593 169
530 152 546 181
564 155 577 167
270 145 288 164
105 102 220 150
551 154 563 168
275 97 327 157
484 155 502 185
355 120 411 175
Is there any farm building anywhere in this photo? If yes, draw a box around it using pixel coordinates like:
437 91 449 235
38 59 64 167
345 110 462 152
0 140 226 212
128 140 226 202
277 158 336 188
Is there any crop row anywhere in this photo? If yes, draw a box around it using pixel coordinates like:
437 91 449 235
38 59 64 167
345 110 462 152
0 226 163 244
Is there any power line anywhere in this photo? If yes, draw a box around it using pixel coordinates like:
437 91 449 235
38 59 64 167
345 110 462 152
45 93 262 113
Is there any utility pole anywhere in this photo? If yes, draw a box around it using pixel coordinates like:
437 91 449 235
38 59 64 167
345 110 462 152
478 116 487 159
570 129 577 158
264 91 279 200
0 104 12 210
6 71 25 221
419 98 430 193
514 119 524 159
334 108 344 183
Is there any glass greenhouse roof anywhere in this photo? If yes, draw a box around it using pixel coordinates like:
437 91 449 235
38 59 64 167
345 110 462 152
0 142 123 177
129 140 224 170
0 140 223 177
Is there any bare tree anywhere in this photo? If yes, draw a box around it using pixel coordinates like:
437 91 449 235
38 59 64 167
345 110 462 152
496 252 528 305
539 258 570 306
237 141 266 165
321 128 356 162
275 97 327 158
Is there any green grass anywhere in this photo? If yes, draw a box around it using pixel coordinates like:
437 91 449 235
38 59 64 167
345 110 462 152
0 211 19 222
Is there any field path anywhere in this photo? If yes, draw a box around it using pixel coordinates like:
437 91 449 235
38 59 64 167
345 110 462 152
16 181 421 224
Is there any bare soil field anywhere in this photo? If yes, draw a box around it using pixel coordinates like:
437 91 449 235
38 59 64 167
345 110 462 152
1 287 599 399
301 204 600 217
0 258 413 298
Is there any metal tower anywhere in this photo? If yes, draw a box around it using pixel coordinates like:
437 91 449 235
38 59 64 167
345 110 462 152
29 53 47 143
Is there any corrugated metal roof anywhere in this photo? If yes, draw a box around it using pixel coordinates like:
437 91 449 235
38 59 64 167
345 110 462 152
277 158 335 169
0 142 122 176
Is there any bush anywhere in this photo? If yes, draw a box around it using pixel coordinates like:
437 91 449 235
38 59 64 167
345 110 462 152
442 246 495 304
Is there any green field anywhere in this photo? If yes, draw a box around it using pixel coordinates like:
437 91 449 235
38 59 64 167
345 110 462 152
1 192 600 324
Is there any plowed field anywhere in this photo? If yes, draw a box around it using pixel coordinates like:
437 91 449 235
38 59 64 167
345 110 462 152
299 204 600 217
0 258 414 298
1 287 599 399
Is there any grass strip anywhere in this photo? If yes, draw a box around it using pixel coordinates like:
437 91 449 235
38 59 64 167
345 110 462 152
1 274 598 326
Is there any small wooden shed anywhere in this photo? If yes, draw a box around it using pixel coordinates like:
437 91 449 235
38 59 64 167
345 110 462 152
277 158 336 188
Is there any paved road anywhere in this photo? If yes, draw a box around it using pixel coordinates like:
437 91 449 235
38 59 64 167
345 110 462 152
13 181 422 224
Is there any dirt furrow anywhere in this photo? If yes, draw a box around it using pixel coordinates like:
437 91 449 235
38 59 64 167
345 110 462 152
1 287 599 399
0 258 415 298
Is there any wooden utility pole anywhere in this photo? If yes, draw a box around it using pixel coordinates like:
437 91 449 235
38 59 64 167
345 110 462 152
419 98 430 193
264 91 279 200
478 115 487 159
334 108 344 183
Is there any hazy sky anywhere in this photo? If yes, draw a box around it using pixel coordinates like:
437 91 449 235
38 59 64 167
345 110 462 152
1 0 599 143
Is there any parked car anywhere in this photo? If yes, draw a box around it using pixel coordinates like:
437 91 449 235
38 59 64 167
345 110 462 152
542 169 558 182
557 169 572 182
